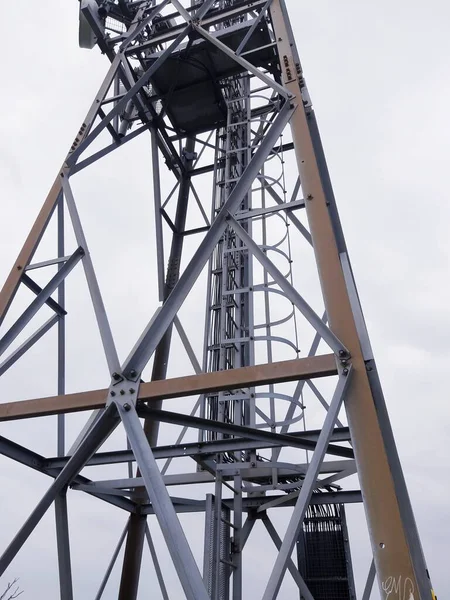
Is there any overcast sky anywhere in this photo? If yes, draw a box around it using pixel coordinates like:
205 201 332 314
0 1 449 599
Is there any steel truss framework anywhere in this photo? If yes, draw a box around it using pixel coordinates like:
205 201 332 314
0 1 436 599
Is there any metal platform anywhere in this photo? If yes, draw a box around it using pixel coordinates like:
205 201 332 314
148 19 277 134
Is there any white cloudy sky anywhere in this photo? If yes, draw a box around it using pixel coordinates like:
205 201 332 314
0 1 449 599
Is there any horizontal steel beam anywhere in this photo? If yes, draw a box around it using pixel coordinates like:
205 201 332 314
76 460 355 491
137 407 353 459
74 460 355 490
0 435 46 472
141 490 363 514
0 434 137 513
0 354 337 421
189 143 295 177
235 199 305 221
44 429 351 469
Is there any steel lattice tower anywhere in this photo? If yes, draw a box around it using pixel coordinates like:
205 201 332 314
0 1 437 599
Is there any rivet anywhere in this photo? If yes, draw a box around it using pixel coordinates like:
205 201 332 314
123 403 131 412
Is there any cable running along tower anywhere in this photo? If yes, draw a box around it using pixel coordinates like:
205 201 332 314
0 1 437 599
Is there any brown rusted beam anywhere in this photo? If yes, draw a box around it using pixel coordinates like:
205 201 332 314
0 354 337 421
0 177 63 327
270 1 431 596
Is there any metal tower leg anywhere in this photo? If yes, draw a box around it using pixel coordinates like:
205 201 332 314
270 0 434 596
118 514 147 600
54 490 73 600
94 524 128 600
115 397 210 600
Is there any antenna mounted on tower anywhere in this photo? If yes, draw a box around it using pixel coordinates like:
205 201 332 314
78 0 104 49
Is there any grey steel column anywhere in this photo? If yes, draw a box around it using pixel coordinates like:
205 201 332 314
57 191 65 456
116 399 210 600
232 474 243 600
117 514 147 600
144 136 196 441
117 138 196 599
62 178 120 375
0 3 437 599
54 192 73 600
54 490 73 600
